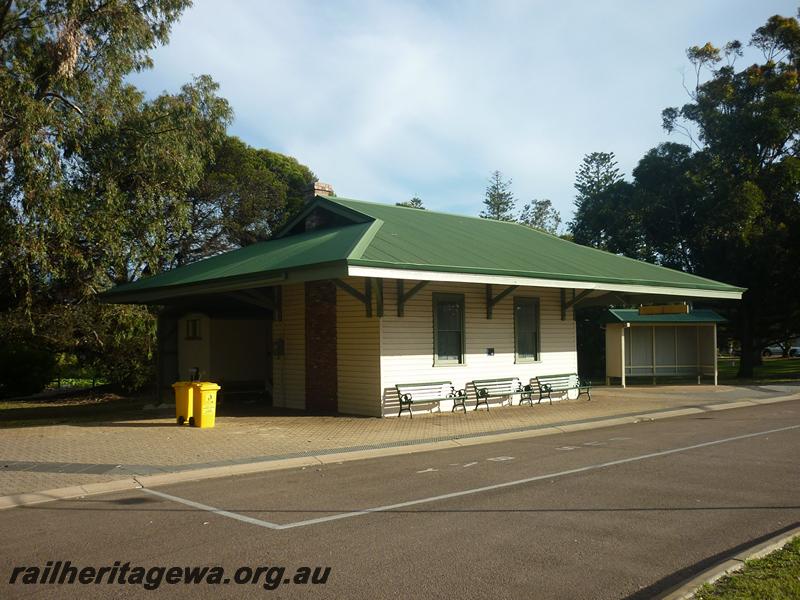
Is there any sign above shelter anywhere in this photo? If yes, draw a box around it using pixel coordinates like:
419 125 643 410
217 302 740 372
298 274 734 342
639 304 690 316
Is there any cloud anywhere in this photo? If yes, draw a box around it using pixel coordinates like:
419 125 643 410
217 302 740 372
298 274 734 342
130 0 797 220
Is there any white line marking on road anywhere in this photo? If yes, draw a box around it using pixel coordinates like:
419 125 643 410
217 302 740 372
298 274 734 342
141 424 800 531
608 437 632 441
556 446 578 451
141 488 284 530
462 462 478 468
486 456 515 462
582 441 606 446
416 468 438 473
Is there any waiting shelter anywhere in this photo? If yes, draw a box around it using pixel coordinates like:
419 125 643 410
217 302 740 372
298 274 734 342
604 306 725 387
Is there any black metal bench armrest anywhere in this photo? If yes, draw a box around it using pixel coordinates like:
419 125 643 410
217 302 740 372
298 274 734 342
400 393 413 403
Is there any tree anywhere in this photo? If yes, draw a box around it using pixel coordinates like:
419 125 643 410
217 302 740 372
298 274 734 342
480 170 515 221
573 152 623 210
176 136 316 265
571 13 800 378
631 143 704 272
570 152 630 249
517 199 562 234
660 14 800 377
0 1 236 393
396 196 425 209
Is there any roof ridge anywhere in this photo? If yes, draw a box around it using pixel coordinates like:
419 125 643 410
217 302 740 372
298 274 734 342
328 195 522 225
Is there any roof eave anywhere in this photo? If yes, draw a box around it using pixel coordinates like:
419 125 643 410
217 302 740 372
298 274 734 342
346 264 744 300
101 260 350 305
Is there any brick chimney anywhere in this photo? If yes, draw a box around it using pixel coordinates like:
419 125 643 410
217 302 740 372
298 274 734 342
313 182 335 196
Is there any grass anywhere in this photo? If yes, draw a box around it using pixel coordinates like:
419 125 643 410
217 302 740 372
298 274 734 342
694 536 800 600
48 377 108 389
0 392 155 428
717 357 800 384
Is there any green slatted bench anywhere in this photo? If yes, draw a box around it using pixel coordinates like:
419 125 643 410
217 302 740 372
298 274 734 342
529 373 591 405
470 377 530 411
395 381 466 417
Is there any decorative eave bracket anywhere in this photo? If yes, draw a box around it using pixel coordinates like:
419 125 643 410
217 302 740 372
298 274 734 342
396 280 428 317
561 288 592 320
486 284 518 319
333 278 373 317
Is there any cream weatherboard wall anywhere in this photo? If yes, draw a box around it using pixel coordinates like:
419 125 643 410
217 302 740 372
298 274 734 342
270 279 577 417
272 283 306 409
379 281 578 416
336 277 381 416
177 313 211 381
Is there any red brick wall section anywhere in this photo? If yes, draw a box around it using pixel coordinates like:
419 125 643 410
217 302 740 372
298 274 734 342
305 281 338 412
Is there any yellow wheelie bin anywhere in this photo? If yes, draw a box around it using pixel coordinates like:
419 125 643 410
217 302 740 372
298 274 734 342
189 382 221 428
172 382 193 425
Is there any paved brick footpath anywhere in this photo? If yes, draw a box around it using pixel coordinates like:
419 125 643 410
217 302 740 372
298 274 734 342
1 384 797 497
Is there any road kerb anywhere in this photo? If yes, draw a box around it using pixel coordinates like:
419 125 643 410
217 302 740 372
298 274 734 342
0 392 798 511
659 525 800 600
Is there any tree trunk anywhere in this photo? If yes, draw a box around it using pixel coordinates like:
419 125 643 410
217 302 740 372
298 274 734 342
737 298 756 378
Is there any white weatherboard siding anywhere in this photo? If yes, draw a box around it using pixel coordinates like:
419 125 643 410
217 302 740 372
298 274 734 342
379 281 577 416
272 283 305 409
337 277 381 416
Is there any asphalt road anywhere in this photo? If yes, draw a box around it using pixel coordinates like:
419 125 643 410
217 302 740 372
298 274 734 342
1 400 799 599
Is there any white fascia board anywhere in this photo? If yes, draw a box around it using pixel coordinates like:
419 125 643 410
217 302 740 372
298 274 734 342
347 266 743 300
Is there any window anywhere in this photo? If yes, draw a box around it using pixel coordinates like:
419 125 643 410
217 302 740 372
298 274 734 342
433 293 465 365
514 297 540 362
185 318 202 340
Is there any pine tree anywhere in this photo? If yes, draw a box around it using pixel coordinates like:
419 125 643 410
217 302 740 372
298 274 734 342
480 171 516 221
573 152 623 210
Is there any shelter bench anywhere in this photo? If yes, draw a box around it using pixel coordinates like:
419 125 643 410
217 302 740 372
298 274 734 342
529 373 591 405
471 377 530 411
395 381 466 417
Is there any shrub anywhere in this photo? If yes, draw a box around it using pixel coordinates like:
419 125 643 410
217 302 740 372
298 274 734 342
0 341 57 398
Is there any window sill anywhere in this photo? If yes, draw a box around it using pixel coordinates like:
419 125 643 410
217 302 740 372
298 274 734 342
514 358 541 364
433 361 467 368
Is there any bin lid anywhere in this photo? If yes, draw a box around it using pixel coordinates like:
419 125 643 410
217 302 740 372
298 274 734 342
191 382 221 390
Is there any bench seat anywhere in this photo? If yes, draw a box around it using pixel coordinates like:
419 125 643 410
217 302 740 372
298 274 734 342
470 377 530 411
527 373 591 405
395 381 466 417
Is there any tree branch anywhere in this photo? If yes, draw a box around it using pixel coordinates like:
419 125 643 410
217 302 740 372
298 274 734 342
42 91 84 116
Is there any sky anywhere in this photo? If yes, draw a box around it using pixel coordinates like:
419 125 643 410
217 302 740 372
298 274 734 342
130 0 798 225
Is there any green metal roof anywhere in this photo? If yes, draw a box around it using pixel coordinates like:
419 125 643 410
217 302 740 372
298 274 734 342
103 195 745 303
103 221 370 301
606 309 727 323
333 197 742 293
